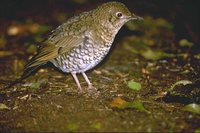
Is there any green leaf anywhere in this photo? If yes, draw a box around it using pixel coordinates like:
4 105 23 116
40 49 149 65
0 103 9 110
179 39 193 47
111 98 150 113
30 82 41 90
127 80 141 91
194 129 200 133
67 123 79 132
38 25 51 34
194 53 200 59
90 122 102 130
140 48 175 61
156 18 174 30
119 101 149 113
126 21 137 31
127 101 149 113
26 44 37 54
182 103 200 115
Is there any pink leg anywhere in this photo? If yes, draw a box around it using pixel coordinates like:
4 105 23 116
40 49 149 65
81 72 97 92
71 73 82 93
81 72 92 88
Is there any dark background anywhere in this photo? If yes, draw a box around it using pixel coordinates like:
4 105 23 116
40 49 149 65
0 0 199 44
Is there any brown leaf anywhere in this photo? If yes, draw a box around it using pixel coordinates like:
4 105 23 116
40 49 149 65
111 97 128 107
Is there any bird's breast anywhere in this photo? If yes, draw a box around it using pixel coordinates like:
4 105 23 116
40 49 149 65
50 39 112 74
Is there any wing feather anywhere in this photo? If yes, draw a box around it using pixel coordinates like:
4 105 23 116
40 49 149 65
24 12 90 71
24 35 85 70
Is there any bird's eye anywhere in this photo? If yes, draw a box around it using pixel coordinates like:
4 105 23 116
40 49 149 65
116 12 123 18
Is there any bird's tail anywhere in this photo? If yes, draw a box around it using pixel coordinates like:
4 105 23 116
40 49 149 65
1 42 54 90
2 65 41 89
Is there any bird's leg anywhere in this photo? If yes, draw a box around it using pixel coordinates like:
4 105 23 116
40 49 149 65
71 73 82 93
81 72 96 92
81 72 92 87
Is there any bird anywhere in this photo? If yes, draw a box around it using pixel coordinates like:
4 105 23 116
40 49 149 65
6 1 142 93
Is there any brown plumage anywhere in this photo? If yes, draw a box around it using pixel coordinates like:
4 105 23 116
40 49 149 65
8 1 142 93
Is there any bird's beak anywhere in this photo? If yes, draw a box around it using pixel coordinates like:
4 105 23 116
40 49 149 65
131 13 143 20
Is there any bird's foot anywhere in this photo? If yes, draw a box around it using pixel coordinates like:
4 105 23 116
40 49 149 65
76 84 99 97
88 84 97 92
85 84 100 97
76 86 84 95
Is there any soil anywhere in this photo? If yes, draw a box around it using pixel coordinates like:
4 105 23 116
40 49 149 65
0 1 200 132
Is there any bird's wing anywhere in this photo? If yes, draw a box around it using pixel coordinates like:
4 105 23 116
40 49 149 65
24 12 90 71
24 34 86 70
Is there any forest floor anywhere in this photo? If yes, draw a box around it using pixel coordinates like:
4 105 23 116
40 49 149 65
0 7 200 132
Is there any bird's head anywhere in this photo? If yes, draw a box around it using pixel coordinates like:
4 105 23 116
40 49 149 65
96 2 142 29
